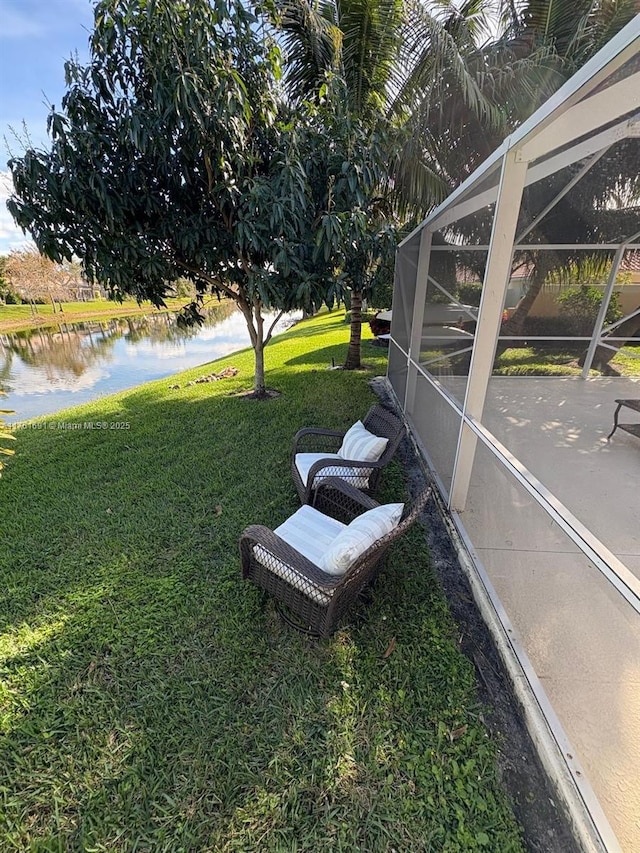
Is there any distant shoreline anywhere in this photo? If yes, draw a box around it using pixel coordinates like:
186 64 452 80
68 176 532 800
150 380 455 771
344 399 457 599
0 297 224 334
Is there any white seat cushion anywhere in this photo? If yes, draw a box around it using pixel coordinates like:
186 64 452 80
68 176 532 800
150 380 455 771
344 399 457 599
273 504 346 567
319 503 404 574
294 452 372 490
338 421 388 463
253 505 348 604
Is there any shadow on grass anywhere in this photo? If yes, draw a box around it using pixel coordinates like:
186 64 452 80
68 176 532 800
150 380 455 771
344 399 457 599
0 325 525 852
284 341 387 369
0 474 521 850
278 318 345 340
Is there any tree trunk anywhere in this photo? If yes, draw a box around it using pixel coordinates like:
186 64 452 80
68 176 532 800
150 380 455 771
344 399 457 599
234 295 275 397
578 305 640 371
344 289 362 370
254 335 266 395
503 261 552 337
496 256 557 359
504 279 541 336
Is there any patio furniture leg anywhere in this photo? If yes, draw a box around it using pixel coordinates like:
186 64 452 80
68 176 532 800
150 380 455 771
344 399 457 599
607 402 623 440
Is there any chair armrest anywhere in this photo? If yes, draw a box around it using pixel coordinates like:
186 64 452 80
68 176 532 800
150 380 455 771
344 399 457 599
292 427 344 455
239 525 341 588
313 478 379 520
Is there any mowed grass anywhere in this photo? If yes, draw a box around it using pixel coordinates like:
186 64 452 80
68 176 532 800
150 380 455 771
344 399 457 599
494 343 640 376
0 297 198 333
0 312 524 852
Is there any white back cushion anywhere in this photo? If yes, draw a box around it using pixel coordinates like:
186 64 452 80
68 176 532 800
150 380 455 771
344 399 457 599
338 421 388 462
319 502 404 575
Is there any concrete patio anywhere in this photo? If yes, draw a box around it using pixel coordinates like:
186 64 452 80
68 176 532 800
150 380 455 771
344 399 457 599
458 376 640 852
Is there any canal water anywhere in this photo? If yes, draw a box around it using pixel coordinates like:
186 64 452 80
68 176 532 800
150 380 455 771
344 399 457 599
0 304 299 423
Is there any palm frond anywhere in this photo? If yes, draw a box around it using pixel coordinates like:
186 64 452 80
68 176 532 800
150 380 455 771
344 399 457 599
275 0 342 102
338 0 404 117
392 1 500 125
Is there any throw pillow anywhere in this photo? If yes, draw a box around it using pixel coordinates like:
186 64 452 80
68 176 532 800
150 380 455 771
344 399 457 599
319 502 404 575
338 420 388 462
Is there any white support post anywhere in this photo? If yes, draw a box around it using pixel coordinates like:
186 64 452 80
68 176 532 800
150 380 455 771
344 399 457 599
581 246 625 378
581 227 640 377
449 150 528 512
404 228 433 414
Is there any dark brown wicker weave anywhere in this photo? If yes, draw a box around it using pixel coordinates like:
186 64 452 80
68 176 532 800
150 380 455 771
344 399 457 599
240 479 431 638
291 404 405 504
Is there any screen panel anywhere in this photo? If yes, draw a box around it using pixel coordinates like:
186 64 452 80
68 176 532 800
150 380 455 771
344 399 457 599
459 438 640 852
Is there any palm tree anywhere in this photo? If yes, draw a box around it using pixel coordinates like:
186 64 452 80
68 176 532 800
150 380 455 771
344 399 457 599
404 0 638 339
276 0 639 366
275 0 513 366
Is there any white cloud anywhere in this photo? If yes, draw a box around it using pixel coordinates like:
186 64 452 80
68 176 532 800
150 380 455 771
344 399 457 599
0 171 34 255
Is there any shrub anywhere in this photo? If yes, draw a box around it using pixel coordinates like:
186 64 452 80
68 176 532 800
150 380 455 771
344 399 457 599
521 315 575 338
3 291 20 304
456 281 483 307
555 285 622 335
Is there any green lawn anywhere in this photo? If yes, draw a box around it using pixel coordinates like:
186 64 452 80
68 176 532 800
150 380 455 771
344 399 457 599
422 343 640 377
493 343 640 377
0 312 524 852
0 297 199 333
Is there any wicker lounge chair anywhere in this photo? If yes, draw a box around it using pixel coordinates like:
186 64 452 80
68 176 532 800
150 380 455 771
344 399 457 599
291 404 405 504
240 479 431 637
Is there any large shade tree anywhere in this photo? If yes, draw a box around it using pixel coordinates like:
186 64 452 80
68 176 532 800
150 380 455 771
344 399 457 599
8 0 343 396
276 0 565 205
301 82 398 368
273 0 415 368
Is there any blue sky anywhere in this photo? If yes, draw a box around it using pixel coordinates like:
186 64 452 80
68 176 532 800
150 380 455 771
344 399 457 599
0 0 94 253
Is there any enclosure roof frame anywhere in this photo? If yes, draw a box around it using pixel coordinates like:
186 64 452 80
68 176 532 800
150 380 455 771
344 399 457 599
399 14 640 247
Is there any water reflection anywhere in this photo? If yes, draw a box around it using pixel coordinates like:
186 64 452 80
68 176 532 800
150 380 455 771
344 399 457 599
1 303 297 422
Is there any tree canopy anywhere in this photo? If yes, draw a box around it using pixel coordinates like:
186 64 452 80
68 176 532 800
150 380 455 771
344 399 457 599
297 79 398 368
8 0 347 394
8 0 640 384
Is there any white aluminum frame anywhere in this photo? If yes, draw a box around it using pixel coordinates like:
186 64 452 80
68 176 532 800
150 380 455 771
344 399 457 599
388 16 640 853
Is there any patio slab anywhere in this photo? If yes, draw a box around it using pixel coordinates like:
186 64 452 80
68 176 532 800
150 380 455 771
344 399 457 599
460 376 640 852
